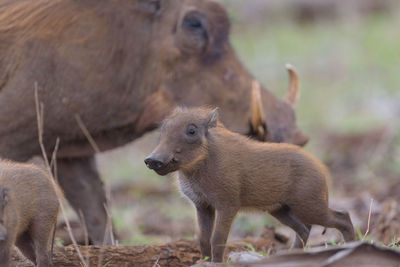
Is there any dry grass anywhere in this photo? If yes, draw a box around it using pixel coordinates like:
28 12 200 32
75 114 116 266
35 83 88 267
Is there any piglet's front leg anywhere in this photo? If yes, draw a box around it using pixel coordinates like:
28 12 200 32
196 204 215 260
211 208 238 262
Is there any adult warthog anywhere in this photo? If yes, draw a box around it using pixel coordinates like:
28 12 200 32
0 0 308 244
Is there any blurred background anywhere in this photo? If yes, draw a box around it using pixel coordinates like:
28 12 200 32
60 0 400 249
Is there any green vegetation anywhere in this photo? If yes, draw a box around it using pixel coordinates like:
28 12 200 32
356 225 364 241
55 237 64 247
231 14 400 143
244 242 256 252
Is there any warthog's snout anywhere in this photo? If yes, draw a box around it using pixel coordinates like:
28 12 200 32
144 157 165 171
144 151 178 176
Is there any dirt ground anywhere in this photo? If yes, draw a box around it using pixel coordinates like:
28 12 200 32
47 123 400 266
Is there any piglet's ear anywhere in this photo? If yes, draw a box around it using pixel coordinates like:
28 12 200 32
206 108 219 129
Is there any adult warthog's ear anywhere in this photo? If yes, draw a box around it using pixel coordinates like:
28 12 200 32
250 81 266 140
176 2 229 63
285 64 300 108
206 108 219 129
176 8 208 55
137 0 162 15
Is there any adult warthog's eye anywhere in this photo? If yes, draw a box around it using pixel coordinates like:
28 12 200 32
183 14 205 36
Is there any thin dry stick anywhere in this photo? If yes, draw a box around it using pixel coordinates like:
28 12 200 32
75 114 115 243
78 210 90 264
35 84 88 267
266 247 272 257
75 114 115 241
49 137 60 266
49 138 60 182
105 177 116 247
104 203 115 245
363 198 374 239
152 255 161 267
75 114 116 266
78 211 89 247
97 204 114 267
75 114 101 153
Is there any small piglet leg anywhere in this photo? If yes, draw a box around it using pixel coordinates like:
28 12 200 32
32 221 55 267
271 207 311 248
327 209 355 242
196 204 215 260
211 208 237 262
0 243 10 267
16 232 36 264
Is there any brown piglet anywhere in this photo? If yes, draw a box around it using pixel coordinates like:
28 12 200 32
0 161 60 267
145 107 355 262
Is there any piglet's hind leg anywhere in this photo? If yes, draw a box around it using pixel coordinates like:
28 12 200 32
271 206 311 248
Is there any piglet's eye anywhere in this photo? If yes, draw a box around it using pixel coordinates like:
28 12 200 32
186 125 197 136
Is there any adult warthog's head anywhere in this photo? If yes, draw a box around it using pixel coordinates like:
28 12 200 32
142 0 308 146
0 0 307 150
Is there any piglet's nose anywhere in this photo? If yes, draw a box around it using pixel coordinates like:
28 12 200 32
144 157 165 170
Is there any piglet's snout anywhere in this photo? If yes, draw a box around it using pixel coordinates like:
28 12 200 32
144 156 165 171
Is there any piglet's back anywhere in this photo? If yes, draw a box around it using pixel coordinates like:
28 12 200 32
0 161 59 228
210 126 330 188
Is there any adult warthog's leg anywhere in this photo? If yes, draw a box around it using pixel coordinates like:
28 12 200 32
57 156 113 245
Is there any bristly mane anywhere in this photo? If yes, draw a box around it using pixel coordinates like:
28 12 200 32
0 0 104 92
0 0 96 39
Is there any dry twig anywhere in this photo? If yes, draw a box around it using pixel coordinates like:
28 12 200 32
363 198 374 239
34 83 88 267
74 114 115 267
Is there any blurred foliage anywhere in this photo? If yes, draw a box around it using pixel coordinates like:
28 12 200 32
231 13 400 135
